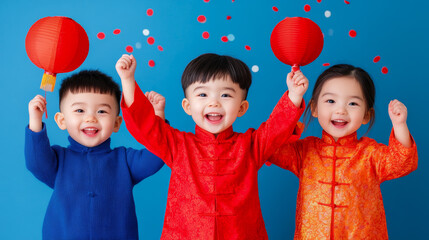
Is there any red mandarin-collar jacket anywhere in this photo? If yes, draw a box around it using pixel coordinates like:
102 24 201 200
268 130 418 240
121 83 304 239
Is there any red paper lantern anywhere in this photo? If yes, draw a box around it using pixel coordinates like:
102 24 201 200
270 17 324 71
25 16 89 92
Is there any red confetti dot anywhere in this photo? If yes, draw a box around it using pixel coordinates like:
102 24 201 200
345 0 350 4
226 16 232 20
113 29 121 35
381 66 388 74
125 46 133 53
349 30 357 38
304 4 311 12
221 36 228 42
147 9 154 16
147 36 155 45
245 45 251 51
202 31 210 39
373 56 381 63
97 32 105 40
272 6 279 12
317 0 322 2
197 15 207 23
323 63 330 67
157 45 164 51
148 60 155 67
204 0 210 2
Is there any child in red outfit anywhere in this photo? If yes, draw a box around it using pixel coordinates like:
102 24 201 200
116 53 308 239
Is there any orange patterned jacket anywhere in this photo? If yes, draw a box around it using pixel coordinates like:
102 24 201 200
269 130 418 240
121 83 304 240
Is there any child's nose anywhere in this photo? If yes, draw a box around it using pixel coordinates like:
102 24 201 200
208 99 220 107
85 114 97 122
335 106 347 115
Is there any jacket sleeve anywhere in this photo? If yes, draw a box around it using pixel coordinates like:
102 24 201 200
251 91 305 168
121 82 178 167
266 140 303 177
371 129 418 183
24 123 59 188
126 147 165 185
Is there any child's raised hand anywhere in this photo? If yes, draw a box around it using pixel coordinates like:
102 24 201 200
388 99 407 126
145 91 166 120
28 95 46 132
287 70 309 107
116 54 137 81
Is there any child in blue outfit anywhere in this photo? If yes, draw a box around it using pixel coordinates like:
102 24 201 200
25 70 165 240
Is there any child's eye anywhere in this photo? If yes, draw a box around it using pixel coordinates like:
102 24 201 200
75 109 84 113
198 93 207 97
326 99 335 103
221 93 231 98
349 102 359 106
98 110 107 114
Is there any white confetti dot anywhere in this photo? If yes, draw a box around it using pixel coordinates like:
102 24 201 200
251 65 259 73
328 28 334 36
227 34 235 42
325 10 331 18
135 42 142 49
142 29 150 36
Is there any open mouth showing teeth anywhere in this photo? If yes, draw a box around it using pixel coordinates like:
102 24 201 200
82 128 99 135
206 113 223 121
331 120 348 126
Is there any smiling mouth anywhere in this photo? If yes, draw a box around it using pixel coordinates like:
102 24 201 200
331 119 348 127
82 128 99 136
205 113 223 122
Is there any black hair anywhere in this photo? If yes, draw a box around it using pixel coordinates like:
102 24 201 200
181 53 252 99
59 70 121 115
304 64 376 132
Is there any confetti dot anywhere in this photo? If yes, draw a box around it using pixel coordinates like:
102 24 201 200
147 9 154 16
304 4 311 12
325 10 331 18
202 31 210 39
147 36 155 45
245 45 251 51
221 36 228 42
148 60 155 67
227 34 235 41
317 0 322 2
272 6 279 12
135 42 142 49
323 63 330 67
373 56 381 63
97 32 105 40
142 29 150 36
251 65 259 73
125 45 133 53
328 29 334 36
226 16 232 20
197 15 207 23
204 0 210 2
113 29 121 35
349 29 357 38
345 0 350 4
381 66 388 74
157 45 164 51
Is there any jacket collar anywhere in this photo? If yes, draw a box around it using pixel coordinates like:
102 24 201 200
195 125 234 141
321 131 358 146
68 136 111 153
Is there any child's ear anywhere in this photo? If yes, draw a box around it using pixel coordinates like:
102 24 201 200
113 116 122 132
182 98 192 116
362 108 374 124
54 112 67 130
310 100 318 118
237 100 249 117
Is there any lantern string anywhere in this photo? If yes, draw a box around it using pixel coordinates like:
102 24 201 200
44 90 48 119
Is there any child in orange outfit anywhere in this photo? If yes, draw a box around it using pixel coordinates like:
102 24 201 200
268 64 418 240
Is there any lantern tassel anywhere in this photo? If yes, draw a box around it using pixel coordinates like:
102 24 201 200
292 64 300 72
40 71 56 92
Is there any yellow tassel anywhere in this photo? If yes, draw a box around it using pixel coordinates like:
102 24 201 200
40 72 56 92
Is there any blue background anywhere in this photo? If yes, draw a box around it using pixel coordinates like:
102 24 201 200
1 0 428 239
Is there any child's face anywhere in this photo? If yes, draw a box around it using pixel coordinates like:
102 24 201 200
54 91 122 147
312 76 370 141
182 76 249 135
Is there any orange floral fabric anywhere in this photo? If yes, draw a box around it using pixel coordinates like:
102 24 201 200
269 130 418 240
